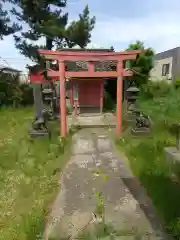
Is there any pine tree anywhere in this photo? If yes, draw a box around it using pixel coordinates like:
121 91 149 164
0 0 20 39
126 40 154 87
11 0 96 62
65 5 95 48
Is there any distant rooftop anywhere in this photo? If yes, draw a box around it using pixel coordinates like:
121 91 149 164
155 46 180 61
155 46 180 55
0 65 21 73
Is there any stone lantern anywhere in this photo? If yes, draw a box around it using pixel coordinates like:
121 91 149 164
125 85 140 122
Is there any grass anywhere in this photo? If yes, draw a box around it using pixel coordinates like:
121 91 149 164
116 86 180 239
0 107 71 240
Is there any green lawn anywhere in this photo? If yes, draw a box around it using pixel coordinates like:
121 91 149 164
116 93 180 239
0 107 70 240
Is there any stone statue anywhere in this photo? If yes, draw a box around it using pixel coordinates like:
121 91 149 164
29 83 50 138
135 111 151 129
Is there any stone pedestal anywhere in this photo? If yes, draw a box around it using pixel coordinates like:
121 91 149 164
28 129 50 138
29 118 50 139
131 127 150 136
164 147 180 164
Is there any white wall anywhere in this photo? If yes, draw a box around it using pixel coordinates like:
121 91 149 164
150 57 173 81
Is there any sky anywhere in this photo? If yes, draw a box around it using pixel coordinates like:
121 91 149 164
0 0 180 72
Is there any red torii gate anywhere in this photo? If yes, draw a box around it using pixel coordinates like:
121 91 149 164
38 49 141 137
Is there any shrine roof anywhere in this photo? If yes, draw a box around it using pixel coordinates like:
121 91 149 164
56 48 116 71
57 48 114 52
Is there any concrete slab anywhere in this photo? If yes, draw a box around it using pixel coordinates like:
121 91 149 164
45 129 167 240
97 138 112 152
77 115 104 126
67 113 116 130
72 138 96 155
103 113 116 127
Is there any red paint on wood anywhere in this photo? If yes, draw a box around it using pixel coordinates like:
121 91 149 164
38 49 141 57
88 61 94 74
70 80 73 105
116 61 123 136
29 71 58 83
59 61 67 137
29 73 43 83
38 54 138 61
48 70 133 78
78 80 102 106
100 80 104 113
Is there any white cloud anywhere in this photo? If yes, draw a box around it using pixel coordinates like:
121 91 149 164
0 36 46 72
1 6 180 70
91 11 180 52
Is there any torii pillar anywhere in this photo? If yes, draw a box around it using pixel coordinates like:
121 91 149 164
116 60 123 136
59 60 67 137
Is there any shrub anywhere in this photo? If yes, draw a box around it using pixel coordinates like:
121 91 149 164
19 83 33 106
174 78 180 89
0 71 33 107
141 80 172 99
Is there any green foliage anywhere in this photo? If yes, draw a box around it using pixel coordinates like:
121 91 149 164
174 78 180 89
64 5 96 48
117 88 180 238
19 83 34 106
141 80 173 99
126 40 155 87
0 0 21 39
95 191 105 218
11 0 96 62
139 84 180 131
0 108 71 239
168 218 180 238
0 72 33 107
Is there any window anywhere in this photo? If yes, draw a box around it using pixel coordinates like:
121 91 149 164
162 63 170 76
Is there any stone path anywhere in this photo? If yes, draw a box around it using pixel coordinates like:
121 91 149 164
45 129 167 240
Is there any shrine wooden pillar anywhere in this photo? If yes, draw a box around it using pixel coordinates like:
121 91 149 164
116 61 123 136
59 60 67 137
100 79 104 113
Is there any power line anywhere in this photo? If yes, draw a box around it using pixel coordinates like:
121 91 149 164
1 59 29 62
1 57 28 59
1 61 29 63
0 57 11 67
0 56 30 72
